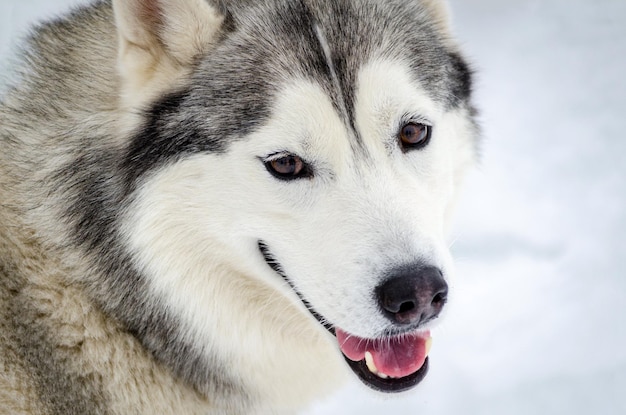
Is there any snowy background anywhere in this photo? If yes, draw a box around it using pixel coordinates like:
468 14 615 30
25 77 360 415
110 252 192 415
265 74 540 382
2 1 625 414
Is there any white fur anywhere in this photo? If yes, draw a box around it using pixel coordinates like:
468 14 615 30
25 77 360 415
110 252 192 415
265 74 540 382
121 58 474 410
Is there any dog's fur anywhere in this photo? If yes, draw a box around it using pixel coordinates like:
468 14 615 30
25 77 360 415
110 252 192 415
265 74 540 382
0 0 478 413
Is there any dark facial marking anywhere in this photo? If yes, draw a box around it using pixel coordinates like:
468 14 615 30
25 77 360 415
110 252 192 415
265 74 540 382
446 51 474 106
121 90 203 191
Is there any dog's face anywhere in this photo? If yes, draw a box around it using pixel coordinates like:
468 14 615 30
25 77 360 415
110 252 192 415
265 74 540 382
113 0 477 405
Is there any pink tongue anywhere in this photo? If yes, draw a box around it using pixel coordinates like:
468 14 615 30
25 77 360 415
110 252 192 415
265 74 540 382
336 328 430 378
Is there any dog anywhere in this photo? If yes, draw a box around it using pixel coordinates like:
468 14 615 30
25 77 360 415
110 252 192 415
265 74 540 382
0 0 478 413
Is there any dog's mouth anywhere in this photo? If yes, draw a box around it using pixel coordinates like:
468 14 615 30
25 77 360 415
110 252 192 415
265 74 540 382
258 241 430 393
336 328 431 392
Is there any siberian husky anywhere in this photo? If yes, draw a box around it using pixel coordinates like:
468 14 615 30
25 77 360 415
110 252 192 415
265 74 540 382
0 0 478 413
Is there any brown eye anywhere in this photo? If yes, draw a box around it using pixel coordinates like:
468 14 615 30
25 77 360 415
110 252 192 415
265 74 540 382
399 122 431 151
265 154 310 180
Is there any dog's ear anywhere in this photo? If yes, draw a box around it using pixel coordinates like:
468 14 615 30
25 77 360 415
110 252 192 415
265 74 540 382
420 0 453 37
113 0 224 106
113 0 224 66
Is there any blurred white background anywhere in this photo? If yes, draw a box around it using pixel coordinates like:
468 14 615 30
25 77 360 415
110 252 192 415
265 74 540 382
2 1 625 414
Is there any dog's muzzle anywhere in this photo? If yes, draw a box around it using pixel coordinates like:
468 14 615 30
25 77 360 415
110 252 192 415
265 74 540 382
258 241 445 393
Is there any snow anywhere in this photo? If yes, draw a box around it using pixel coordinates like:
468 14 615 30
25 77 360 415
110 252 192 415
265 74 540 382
2 1 625 414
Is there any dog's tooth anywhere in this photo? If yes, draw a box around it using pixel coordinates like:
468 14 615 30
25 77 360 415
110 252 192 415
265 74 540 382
364 352 390 379
364 351 377 373
425 337 433 357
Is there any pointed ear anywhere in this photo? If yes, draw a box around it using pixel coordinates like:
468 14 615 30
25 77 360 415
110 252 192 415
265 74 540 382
113 0 224 106
420 0 454 38
114 0 223 65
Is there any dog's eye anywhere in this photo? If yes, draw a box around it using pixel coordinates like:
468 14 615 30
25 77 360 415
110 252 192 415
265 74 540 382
265 154 310 180
398 122 431 151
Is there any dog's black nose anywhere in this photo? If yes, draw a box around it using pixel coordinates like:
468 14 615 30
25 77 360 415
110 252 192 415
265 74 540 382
376 265 448 326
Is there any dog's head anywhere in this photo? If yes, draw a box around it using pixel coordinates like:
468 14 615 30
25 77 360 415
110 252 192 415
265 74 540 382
110 0 477 406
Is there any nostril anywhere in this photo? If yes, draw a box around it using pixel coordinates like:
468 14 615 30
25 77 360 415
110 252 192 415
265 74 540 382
431 290 447 307
432 293 443 306
398 301 416 314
